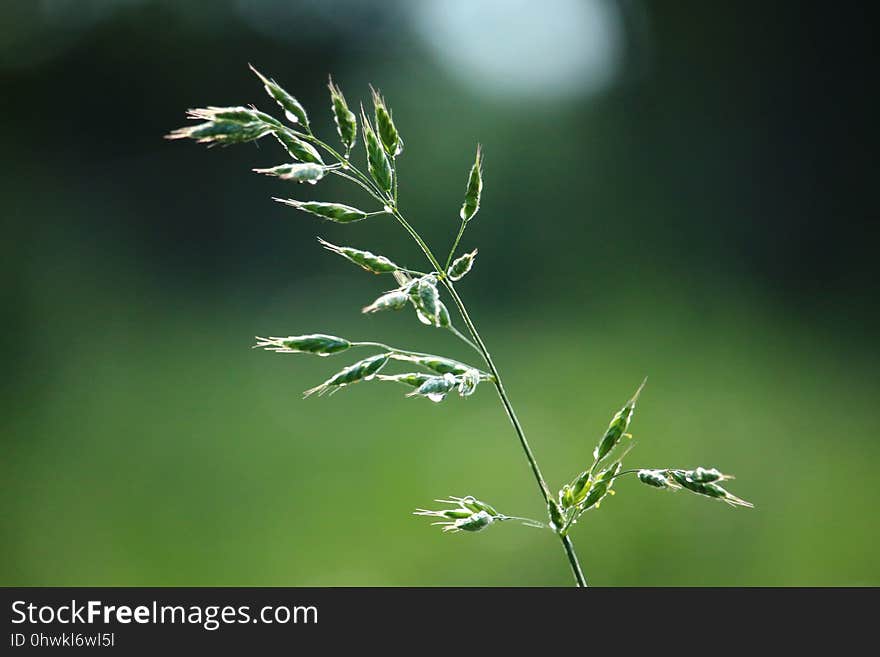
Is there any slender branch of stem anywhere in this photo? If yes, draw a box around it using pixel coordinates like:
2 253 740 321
448 325 481 354
445 220 468 272
385 206 588 586
330 169 386 205
498 515 546 529
351 341 489 376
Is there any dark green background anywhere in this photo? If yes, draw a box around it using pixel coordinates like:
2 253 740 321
2 1 877 585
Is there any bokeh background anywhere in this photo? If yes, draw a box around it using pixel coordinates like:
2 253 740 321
2 0 878 586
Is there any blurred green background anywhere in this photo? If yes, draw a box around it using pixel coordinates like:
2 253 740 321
2 0 878 586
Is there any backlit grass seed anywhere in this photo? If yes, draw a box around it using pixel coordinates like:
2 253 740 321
411 275 442 327
253 163 325 184
371 86 402 157
360 106 393 193
449 496 499 516
444 511 494 533
388 353 472 375
406 372 458 402
272 130 324 164
593 378 647 465
317 238 398 274
579 462 621 512
548 500 567 533
460 144 483 222
415 497 504 533
362 289 410 314
668 471 753 508
689 467 726 483
375 372 436 388
448 249 477 281
253 334 351 356
637 469 672 488
275 199 368 223
458 368 480 397
303 353 390 397
328 76 357 155
250 64 310 129
166 120 272 145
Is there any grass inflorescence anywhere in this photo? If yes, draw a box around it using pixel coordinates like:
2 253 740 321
169 66 752 586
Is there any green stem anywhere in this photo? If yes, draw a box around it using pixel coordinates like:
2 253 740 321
320 148 589 587
561 534 588 587
448 325 481 354
387 205 588 587
445 220 468 272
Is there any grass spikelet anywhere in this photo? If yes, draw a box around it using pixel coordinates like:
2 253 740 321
388 353 472 375
360 105 393 193
328 76 357 155
460 144 483 222
592 377 647 467
370 85 402 157
272 130 324 165
253 334 351 356
317 237 399 274
275 199 369 223
303 353 390 397
448 248 477 282
362 289 410 314
253 163 325 184
405 373 458 402
249 64 310 129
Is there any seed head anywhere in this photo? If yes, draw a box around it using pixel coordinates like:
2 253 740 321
166 119 272 146
253 334 351 356
317 238 399 274
460 144 483 222
370 86 403 157
303 353 390 397
360 106 393 194
362 289 410 314
406 372 458 402
563 470 592 507
637 469 674 489
275 199 369 223
389 353 473 375
448 248 477 282
668 470 752 508
249 64 310 129
409 275 444 327
253 163 325 184
689 466 727 483
548 500 566 533
415 496 501 533
375 372 436 388
328 76 357 155
272 130 324 164
578 462 622 512
458 368 481 397
593 378 646 465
